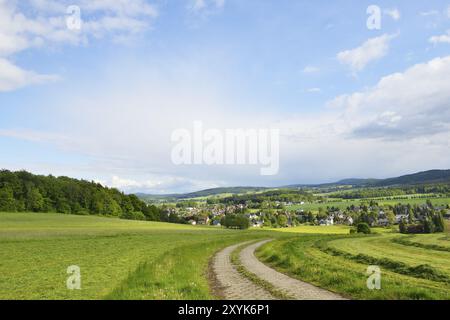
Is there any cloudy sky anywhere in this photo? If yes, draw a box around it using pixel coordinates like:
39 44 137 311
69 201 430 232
1 0 450 194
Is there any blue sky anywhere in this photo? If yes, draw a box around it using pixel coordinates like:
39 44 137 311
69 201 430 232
1 0 450 193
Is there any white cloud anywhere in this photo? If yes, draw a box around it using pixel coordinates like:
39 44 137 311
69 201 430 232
302 66 319 74
108 175 220 194
192 0 207 11
430 30 450 44
0 58 59 92
306 88 321 93
4 52 450 191
111 175 161 190
384 8 401 20
189 0 225 17
81 0 158 17
420 10 440 17
0 0 158 91
420 5 450 18
337 34 396 72
330 55 450 139
275 56 450 182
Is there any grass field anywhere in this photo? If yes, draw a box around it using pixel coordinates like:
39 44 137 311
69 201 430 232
257 223 450 300
0 212 287 300
402 233 450 249
327 235 450 275
269 225 351 234
2 212 449 300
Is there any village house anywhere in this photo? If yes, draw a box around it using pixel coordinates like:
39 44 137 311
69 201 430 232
395 214 408 224
319 216 334 226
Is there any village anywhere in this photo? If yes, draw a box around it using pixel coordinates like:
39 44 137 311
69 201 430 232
161 200 450 229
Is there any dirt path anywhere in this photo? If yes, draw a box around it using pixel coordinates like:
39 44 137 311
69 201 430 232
211 241 276 300
239 240 346 300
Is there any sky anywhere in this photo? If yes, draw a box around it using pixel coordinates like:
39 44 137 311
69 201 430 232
1 0 450 194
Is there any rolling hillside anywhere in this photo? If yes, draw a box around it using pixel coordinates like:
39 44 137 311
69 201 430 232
137 169 450 201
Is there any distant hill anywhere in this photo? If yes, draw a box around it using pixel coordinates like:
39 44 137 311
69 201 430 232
373 169 450 187
335 178 381 186
283 178 380 189
137 187 269 201
278 170 450 189
136 169 450 202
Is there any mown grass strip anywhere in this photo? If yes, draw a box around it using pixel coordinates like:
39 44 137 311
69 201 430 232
256 236 450 300
230 242 294 300
392 236 450 253
315 238 450 283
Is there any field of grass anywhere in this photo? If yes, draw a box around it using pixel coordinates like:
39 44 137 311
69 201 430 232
402 233 450 249
269 225 351 234
256 224 450 300
327 235 450 278
3 212 449 300
0 212 289 300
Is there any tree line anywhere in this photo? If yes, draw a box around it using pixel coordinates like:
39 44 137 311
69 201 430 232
330 185 450 200
397 202 446 234
0 170 166 222
211 189 316 206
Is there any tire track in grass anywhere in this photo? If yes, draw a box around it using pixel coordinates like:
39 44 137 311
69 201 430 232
211 241 276 300
212 240 345 300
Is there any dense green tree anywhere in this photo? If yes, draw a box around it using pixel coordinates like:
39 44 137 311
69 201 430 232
120 211 146 220
423 217 435 233
277 214 288 227
103 197 122 216
26 187 44 212
356 222 371 234
263 219 272 227
433 213 445 232
0 186 16 211
221 214 250 230
0 170 169 224
142 205 161 221
385 210 396 225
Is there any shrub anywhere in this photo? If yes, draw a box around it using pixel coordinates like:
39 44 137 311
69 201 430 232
263 219 272 227
120 211 146 221
235 215 250 230
221 214 250 230
356 222 371 234
399 218 407 234
406 224 424 234
277 215 288 227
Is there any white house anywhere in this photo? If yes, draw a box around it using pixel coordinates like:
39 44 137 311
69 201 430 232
319 216 334 226
346 216 354 226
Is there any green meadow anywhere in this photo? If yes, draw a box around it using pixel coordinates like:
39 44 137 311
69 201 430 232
268 225 351 234
0 212 285 300
1 212 449 300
